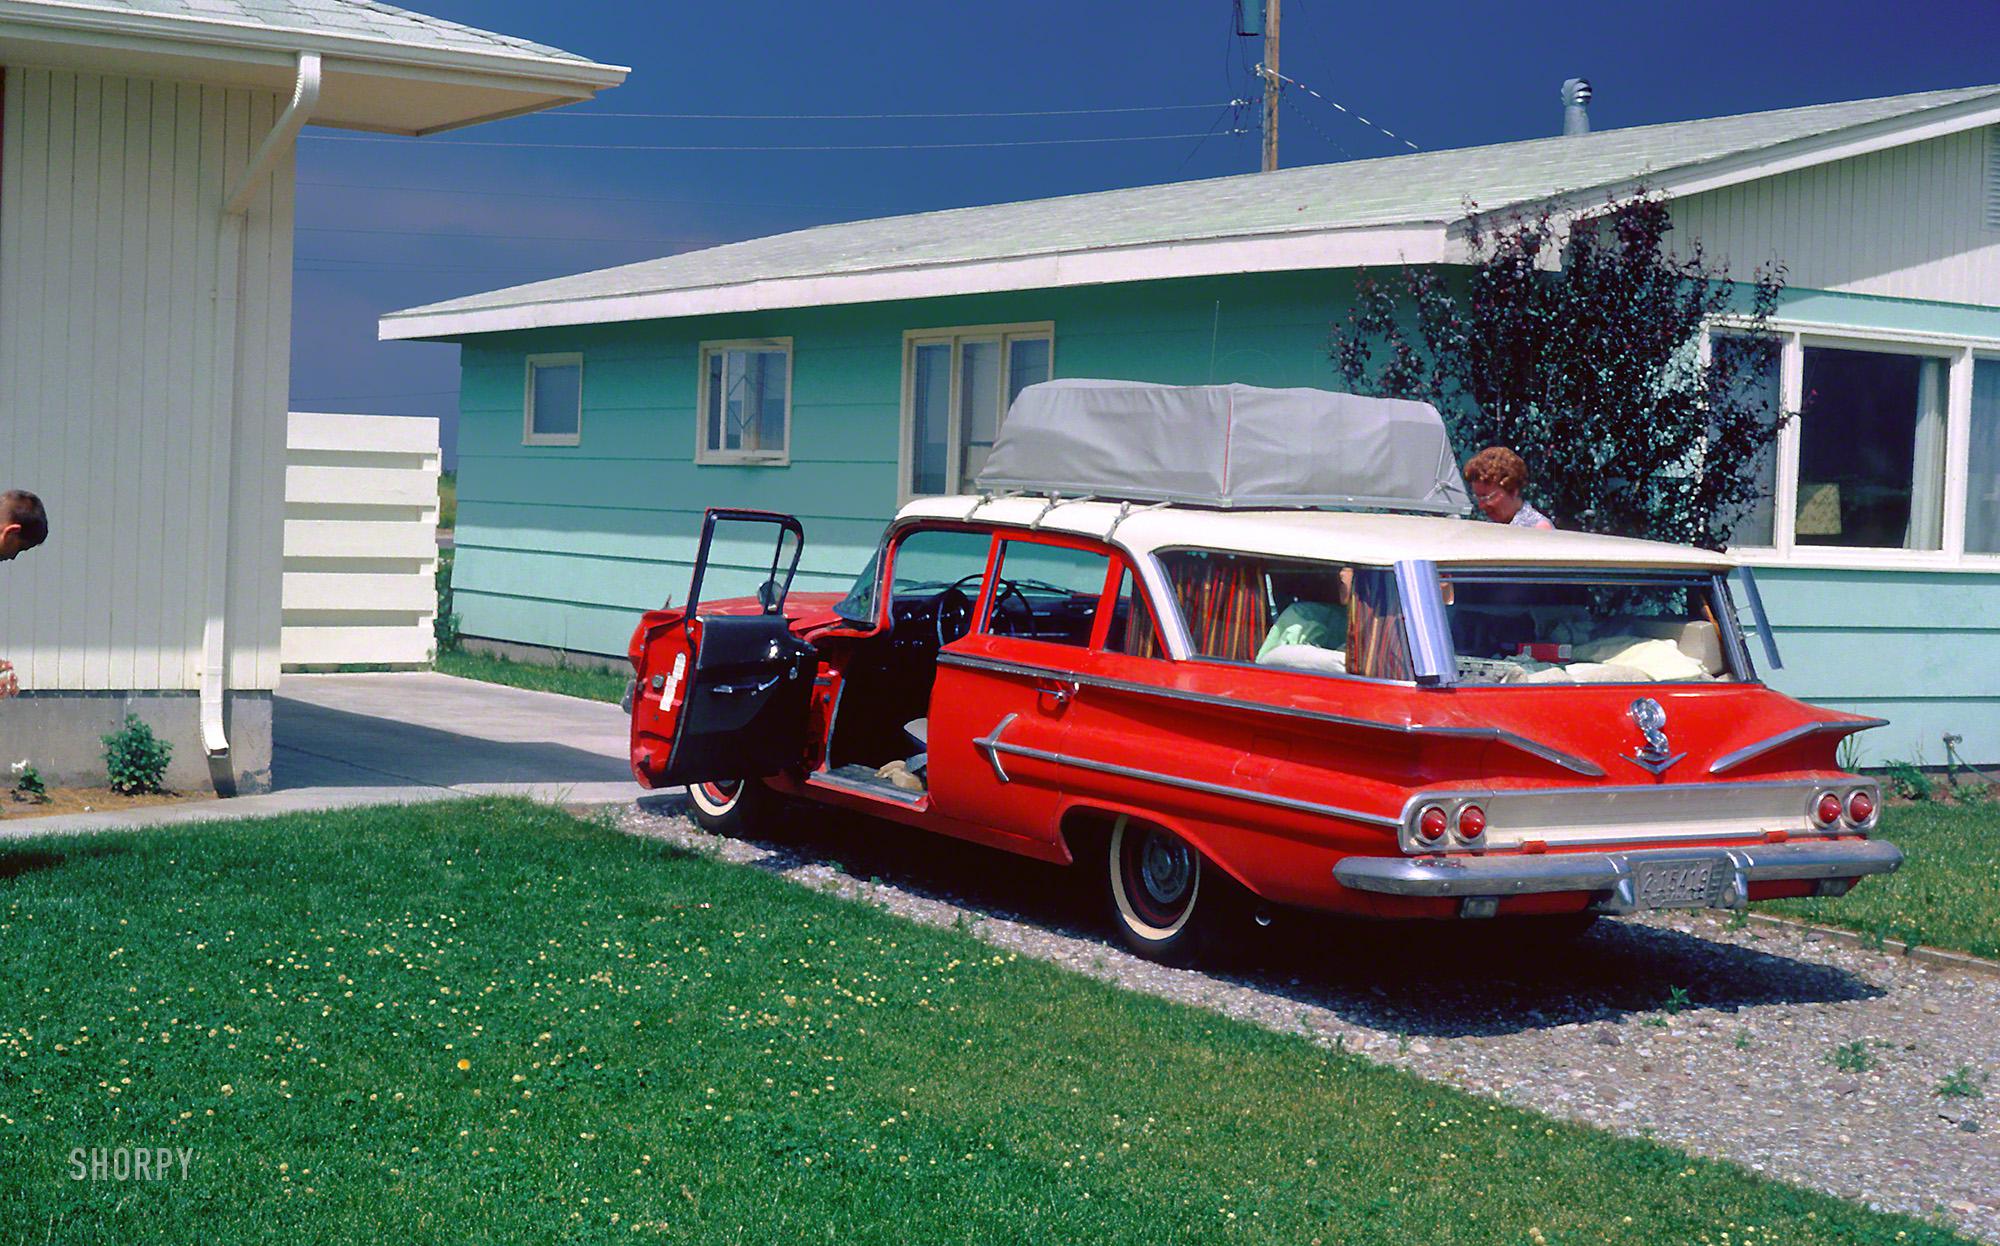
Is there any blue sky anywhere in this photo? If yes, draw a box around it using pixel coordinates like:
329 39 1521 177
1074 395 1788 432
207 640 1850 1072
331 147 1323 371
291 0 2000 462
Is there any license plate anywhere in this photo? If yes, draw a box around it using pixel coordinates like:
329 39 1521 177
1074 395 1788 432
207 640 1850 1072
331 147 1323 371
1631 858 1718 909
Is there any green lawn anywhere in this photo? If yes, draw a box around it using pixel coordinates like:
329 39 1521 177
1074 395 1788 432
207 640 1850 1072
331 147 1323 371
0 801 1967 1244
1769 797 2000 960
435 649 629 704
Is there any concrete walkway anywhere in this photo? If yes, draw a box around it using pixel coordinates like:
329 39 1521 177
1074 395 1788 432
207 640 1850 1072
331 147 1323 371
0 672 642 839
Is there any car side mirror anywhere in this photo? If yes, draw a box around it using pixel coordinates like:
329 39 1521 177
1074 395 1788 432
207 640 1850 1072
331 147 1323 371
757 578 782 613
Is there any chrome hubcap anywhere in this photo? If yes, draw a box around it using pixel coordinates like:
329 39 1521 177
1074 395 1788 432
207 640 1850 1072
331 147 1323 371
1139 835 1191 905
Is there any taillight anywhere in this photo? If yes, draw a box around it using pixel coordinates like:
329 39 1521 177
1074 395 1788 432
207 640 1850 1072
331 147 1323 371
1846 789 1876 826
1417 805 1448 843
1814 792 1842 827
1457 804 1486 842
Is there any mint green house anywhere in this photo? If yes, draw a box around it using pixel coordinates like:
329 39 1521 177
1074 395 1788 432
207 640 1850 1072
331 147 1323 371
384 83 2000 766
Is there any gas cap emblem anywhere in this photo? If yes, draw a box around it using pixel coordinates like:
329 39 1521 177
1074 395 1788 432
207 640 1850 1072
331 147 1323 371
1625 697 1686 776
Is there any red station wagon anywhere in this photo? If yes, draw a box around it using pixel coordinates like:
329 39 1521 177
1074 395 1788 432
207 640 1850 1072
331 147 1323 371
626 381 1901 963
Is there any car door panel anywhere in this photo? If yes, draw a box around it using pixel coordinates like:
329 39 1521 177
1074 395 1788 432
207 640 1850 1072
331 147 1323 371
628 509 817 788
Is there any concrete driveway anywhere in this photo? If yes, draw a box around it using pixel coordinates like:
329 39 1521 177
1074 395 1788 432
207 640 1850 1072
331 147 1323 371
1 672 643 838
273 672 637 800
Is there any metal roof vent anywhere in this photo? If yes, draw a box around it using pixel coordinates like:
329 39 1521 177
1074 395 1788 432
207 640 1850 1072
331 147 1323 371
1562 78 1593 137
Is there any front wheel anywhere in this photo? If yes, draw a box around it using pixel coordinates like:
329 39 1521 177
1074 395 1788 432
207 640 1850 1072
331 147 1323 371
685 778 780 837
1105 816 1229 964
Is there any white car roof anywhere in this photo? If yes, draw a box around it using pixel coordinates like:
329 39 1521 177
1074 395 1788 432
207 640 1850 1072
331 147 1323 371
894 496 1736 571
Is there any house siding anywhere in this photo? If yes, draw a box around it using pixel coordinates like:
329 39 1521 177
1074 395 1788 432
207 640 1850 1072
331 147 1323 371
1673 127 2000 306
1751 568 2000 767
0 66 292 694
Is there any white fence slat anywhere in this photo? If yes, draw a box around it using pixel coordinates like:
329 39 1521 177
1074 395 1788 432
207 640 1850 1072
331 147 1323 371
285 463 440 508
282 625 435 667
289 411 441 455
282 571 436 613
283 518 438 560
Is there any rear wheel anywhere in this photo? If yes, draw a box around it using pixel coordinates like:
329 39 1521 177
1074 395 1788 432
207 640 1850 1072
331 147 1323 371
685 779 780 837
1106 815 1227 964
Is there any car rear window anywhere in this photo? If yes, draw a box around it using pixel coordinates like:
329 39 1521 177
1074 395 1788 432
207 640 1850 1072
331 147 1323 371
1441 570 1746 685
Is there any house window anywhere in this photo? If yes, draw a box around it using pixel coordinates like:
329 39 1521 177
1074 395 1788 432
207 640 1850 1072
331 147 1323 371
1711 320 2000 569
1969 358 2000 554
1712 335 1782 548
1796 347 1948 551
697 338 792 465
524 353 582 446
903 324 1053 498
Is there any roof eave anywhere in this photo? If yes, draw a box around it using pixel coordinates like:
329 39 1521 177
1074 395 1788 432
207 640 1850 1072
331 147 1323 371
0 1 626 132
378 221 1456 341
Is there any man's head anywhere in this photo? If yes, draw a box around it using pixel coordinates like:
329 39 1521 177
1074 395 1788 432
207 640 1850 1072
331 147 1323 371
0 490 48 561
1463 447 1529 524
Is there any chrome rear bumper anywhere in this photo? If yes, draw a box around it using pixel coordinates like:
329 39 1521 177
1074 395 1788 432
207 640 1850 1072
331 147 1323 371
1332 838 1902 915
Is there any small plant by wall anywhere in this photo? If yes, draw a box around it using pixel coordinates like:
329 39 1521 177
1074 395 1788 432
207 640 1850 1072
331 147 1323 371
103 715 172 795
10 759 47 803
1882 760 1933 802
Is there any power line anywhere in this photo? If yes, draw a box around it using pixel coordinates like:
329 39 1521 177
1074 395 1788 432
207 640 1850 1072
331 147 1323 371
295 388 460 402
1259 66 1420 150
1279 90 1354 161
298 177 882 213
298 223 708 246
539 102 1244 121
297 257 592 275
1173 98 1247 179
302 127 1248 154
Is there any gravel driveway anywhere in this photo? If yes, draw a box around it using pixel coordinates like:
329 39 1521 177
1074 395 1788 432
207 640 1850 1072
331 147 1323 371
618 798 1999 1242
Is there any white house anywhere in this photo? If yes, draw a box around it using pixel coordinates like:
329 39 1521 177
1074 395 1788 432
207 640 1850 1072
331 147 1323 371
0 0 625 792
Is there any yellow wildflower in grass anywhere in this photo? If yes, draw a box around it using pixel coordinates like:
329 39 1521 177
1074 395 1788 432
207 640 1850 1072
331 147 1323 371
457 1058 471 1070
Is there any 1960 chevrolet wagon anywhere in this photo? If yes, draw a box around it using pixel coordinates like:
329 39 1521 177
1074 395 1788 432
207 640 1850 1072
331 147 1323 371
625 382 1900 963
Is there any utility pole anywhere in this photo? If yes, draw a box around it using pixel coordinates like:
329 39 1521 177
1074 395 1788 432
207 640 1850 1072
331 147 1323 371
1260 0 1280 172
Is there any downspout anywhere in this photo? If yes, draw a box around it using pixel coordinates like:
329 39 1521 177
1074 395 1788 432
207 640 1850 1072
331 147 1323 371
202 52 319 780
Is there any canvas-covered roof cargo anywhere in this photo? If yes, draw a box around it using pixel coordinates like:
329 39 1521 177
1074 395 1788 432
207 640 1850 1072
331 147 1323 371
972 380 1472 515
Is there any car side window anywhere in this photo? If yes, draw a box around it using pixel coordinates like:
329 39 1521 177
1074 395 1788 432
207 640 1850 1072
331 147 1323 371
1102 566 1167 659
984 539 1113 648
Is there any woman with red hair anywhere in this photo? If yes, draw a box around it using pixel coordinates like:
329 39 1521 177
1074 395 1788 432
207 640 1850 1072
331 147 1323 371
1463 447 1553 530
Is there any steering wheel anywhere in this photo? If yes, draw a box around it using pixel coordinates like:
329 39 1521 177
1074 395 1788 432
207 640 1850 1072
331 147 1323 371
987 579 1036 637
934 585 973 647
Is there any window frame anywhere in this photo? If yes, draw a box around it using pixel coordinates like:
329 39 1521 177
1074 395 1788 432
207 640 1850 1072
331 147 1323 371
978 529 1123 652
898 322 1055 503
522 352 583 447
1144 545 1420 687
695 337 794 467
1708 316 2000 572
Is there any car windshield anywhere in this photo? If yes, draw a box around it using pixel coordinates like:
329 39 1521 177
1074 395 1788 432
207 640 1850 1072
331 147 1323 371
833 527 994 624
1152 549 1413 681
1441 570 1747 685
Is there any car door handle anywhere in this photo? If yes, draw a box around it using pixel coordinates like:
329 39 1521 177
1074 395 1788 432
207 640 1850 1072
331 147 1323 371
1036 679 1077 712
713 674 781 696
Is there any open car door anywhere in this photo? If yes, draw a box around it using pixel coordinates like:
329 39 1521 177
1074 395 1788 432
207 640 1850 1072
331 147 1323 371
629 509 817 788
